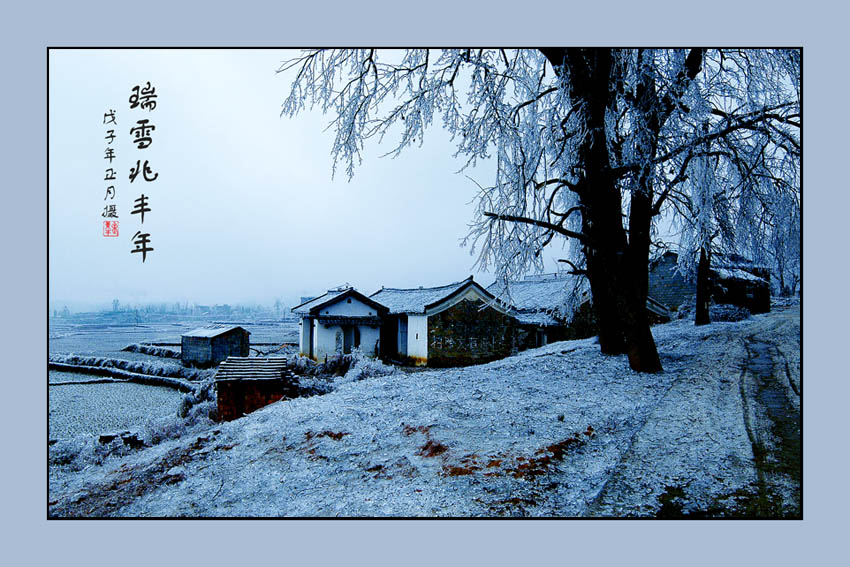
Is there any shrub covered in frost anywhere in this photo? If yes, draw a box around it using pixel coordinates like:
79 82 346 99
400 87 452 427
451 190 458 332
49 354 214 381
337 350 398 385
677 298 752 323
177 378 217 421
287 350 397 390
122 343 181 358
289 353 353 376
49 434 139 472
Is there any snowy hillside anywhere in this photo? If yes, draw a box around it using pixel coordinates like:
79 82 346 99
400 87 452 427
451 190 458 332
49 302 800 517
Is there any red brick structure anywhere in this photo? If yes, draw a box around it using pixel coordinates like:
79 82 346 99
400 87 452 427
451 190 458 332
214 357 299 421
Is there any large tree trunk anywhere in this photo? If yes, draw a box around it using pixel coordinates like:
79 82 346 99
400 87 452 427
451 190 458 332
623 187 663 372
695 246 711 325
557 48 662 372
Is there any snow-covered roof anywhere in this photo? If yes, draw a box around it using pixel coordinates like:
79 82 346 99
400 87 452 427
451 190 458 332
292 287 388 316
713 267 767 283
291 290 347 315
215 357 291 382
182 325 248 338
511 311 562 327
370 277 492 315
487 275 580 313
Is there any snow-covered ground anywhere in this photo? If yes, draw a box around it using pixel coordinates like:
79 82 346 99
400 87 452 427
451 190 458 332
48 302 800 517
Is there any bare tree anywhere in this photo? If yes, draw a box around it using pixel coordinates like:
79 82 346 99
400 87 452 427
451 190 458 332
279 48 800 372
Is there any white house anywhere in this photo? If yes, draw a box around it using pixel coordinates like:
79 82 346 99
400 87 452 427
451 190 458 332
370 276 516 366
292 286 389 361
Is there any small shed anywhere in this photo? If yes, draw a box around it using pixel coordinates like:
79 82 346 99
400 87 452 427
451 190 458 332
181 325 250 368
214 357 298 421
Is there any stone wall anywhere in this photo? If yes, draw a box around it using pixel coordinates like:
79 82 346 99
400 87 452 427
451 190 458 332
427 299 516 367
181 336 211 367
648 253 696 313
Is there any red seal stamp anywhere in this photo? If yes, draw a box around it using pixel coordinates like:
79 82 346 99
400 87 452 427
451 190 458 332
103 220 119 237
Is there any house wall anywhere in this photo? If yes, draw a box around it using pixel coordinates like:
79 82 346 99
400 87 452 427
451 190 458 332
313 322 340 362
299 317 311 356
359 325 381 357
210 330 250 364
320 298 379 318
430 285 511 316
310 320 382 360
182 329 249 367
181 336 211 366
648 253 696 313
216 379 299 422
426 299 516 367
406 314 429 365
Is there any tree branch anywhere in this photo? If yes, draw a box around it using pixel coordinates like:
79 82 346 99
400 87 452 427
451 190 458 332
484 212 594 246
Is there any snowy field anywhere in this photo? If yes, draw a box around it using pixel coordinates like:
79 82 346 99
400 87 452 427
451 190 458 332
48 303 800 517
48 318 300 442
49 374 183 439
49 319 300 358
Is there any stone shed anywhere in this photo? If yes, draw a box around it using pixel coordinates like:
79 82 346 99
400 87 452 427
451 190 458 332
181 325 250 368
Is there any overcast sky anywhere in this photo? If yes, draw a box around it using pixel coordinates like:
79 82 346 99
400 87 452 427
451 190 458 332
48 49 568 312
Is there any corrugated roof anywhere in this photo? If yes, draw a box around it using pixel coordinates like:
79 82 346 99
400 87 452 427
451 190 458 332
182 325 249 338
214 357 291 382
369 277 478 314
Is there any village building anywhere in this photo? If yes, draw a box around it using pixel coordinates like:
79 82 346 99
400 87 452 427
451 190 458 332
181 325 250 368
491 273 674 349
370 276 516 367
487 274 592 348
292 286 388 362
648 251 770 315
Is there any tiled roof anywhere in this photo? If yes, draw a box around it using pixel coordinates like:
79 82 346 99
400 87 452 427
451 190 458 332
292 287 389 316
487 276 580 313
291 290 347 315
214 357 291 382
370 277 481 314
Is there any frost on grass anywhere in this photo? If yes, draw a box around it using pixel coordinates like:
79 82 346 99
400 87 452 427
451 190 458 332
49 376 219 475
50 303 799 517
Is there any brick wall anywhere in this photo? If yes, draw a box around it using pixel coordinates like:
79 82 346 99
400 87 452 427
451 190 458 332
427 299 516 367
215 378 299 422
